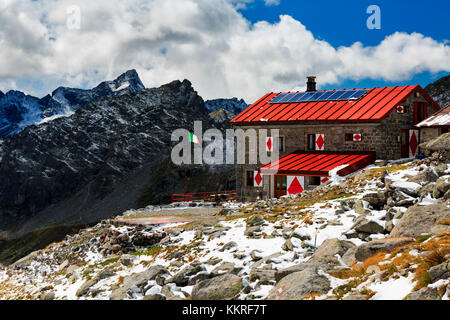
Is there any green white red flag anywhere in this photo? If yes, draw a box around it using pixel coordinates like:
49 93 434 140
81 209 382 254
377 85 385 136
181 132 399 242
189 132 200 145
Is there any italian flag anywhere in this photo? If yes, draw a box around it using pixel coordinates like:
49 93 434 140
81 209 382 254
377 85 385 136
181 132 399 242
189 132 200 145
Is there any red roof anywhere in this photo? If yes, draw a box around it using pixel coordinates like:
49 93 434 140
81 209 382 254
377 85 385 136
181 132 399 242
260 151 375 177
231 85 440 124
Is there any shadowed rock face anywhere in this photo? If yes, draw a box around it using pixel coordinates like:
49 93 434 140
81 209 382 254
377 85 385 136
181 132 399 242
425 74 450 108
0 79 227 245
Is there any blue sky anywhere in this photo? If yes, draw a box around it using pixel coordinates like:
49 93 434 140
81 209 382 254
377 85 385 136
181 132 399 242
0 0 449 101
238 0 450 89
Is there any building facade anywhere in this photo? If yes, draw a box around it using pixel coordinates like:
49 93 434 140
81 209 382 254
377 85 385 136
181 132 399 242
231 77 441 201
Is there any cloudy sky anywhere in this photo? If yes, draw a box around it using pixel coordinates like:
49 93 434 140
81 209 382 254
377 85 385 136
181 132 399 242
0 0 449 103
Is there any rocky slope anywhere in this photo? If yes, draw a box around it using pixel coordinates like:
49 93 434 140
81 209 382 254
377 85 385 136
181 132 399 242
425 74 450 108
0 154 448 300
0 79 234 264
0 70 145 136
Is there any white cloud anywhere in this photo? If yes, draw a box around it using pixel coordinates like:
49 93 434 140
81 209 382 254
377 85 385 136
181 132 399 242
265 0 280 6
0 0 449 103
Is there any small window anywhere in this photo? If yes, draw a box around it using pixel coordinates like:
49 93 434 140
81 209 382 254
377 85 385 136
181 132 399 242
246 171 254 186
309 176 321 186
307 134 315 150
275 176 287 190
414 102 428 124
278 137 285 152
345 133 353 142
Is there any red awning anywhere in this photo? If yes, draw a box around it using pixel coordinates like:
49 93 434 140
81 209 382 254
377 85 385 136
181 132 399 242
260 151 375 177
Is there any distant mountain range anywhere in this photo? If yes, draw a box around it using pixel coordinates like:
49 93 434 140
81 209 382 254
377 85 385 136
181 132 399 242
0 71 248 137
0 70 145 136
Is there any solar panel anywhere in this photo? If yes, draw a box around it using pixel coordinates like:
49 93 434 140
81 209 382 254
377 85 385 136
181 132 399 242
269 89 369 104
349 90 367 99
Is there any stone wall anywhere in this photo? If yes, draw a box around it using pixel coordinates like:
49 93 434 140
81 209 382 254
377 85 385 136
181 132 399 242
419 127 440 145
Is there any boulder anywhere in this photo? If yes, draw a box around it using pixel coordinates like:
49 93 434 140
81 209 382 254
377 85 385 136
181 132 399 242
407 168 439 184
389 203 450 238
249 268 277 284
119 254 135 266
267 267 330 300
418 183 436 198
77 268 115 297
443 189 450 200
109 265 168 300
250 252 282 270
282 239 294 251
353 200 371 215
355 237 414 261
406 287 440 300
428 261 450 283
362 192 387 210
191 274 243 300
39 292 55 300
210 262 241 277
246 215 265 227
276 239 355 281
352 216 385 235
389 181 421 198
434 177 450 198
244 226 261 237
143 294 166 300
219 241 237 252
168 264 204 286
433 164 448 177
341 247 357 266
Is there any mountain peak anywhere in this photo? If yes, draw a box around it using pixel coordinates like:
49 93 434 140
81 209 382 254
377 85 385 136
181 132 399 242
111 69 145 92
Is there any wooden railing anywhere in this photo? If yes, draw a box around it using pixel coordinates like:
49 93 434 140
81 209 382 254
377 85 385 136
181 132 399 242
172 190 236 202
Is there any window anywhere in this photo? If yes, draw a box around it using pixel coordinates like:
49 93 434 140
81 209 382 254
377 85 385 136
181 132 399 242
307 134 315 150
414 102 428 124
246 171 254 186
309 176 321 186
278 137 285 152
276 176 287 190
345 133 353 142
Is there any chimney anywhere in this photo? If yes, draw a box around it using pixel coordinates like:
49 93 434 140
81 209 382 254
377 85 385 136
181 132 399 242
306 76 316 92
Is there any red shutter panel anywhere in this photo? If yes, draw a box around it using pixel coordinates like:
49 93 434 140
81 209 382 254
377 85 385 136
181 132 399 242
423 103 428 120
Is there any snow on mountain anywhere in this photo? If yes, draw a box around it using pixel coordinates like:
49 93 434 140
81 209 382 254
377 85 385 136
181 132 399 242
0 69 145 136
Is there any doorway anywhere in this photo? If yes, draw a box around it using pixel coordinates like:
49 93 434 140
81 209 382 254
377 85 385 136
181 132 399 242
400 129 409 158
274 175 287 198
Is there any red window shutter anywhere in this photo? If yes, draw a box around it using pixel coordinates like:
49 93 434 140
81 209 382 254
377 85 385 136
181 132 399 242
423 103 428 120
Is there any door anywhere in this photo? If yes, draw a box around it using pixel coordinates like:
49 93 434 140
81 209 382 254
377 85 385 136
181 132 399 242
274 175 287 198
400 129 409 158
